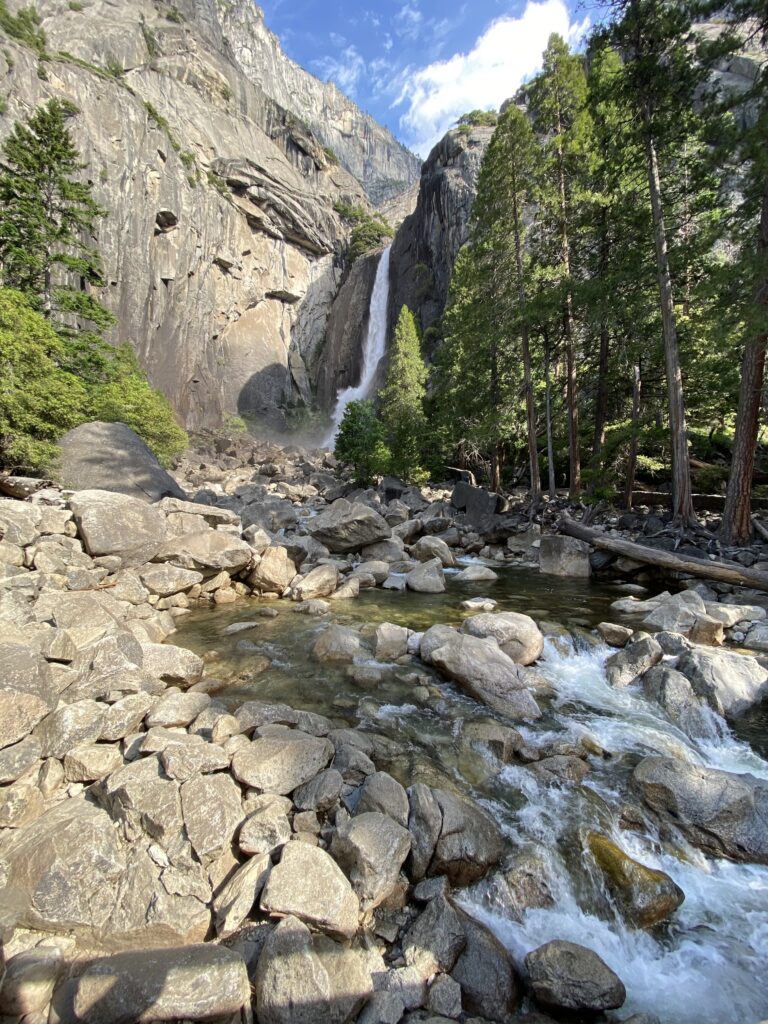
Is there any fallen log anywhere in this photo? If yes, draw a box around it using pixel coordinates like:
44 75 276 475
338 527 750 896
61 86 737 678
559 515 768 593
627 490 768 512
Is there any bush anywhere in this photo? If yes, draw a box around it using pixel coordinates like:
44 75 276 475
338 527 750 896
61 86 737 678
456 109 498 133
334 400 390 485
86 344 188 466
348 215 393 264
0 289 86 472
0 1 46 54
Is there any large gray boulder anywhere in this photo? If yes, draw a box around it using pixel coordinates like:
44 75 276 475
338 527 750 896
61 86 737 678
406 557 446 593
154 529 253 574
451 911 520 1021
308 499 391 553
331 811 411 910
57 422 186 502
525 940 626 1014
260 841 359 939
633 756 768 863
255 916 373 1024
539 535 591 577
676 647 768 718
605 636 663 688
461 611 544 665
231 733 333 795
642 665 714 738
50 945 250 1024
69 490 168 567
429 633 542 721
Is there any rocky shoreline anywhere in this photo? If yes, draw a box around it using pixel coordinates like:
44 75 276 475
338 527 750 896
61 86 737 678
1 433 767 1023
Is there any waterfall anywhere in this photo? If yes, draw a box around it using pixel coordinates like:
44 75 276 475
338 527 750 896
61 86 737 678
323 245 392 447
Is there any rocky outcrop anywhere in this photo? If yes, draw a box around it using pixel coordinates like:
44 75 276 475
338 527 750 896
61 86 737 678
389 126 494 343
216 2 420 205
0 0 415 432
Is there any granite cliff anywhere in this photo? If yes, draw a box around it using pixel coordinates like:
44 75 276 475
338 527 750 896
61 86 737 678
0 0 419 431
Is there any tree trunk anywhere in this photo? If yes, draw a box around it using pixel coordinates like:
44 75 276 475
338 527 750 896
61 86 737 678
625 362 642 509
721 176 768 544
544 327 557 499
491 444 502 492
644 120 696 526
593 213 612 455
512 184 541 501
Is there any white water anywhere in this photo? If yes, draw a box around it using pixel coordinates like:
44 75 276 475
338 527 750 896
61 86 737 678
459 641 768 1024
323 245 392 447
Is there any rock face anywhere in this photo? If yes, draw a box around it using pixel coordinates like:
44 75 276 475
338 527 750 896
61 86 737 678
0 0 417 430
389 127 494 341
56 422 187 501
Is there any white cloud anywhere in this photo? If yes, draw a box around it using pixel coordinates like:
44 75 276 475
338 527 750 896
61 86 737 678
329 31 347 48
313 44 366 96
395 2 423 41
395 0 590 157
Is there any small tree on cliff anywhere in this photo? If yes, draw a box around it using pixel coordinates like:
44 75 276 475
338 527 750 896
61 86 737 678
379 306 429 483
0 98 114 342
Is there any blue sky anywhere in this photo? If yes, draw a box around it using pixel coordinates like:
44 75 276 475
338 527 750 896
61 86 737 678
259 0 598 157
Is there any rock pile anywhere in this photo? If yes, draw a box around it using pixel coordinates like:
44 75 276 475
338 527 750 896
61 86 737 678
0 448 632 1024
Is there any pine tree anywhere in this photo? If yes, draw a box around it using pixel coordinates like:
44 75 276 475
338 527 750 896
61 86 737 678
334 400 391 486
0 99 113 336
527 34 590 497
379 306 429 483
720 4 768 543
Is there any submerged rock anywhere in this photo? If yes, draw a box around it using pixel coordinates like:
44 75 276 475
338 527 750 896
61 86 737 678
525 939 626 1014
587 832 684 928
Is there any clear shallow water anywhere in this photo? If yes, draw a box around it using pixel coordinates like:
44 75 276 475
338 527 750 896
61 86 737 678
175 566 768 1024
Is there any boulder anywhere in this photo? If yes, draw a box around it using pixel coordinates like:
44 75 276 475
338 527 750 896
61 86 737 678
605 636 663 688
597 622 634 647
539 536 591 577
213 852 271 936
294 768 344 812
231 733 333 795
356 771 410 827
643 590 705 633
406 558 446 593
413 535 456 567
155 529 253 574
56 422 186 502
633 756 768 863
587 832 684 928
525 940 625 1014
402 894 466 974
0 735 42 783
64 744 124 782
451 482 505 522
331 811 411 910
451 911 520 1022
50 945 250 1024
676 647 768 718
430 633 542 721
239 802 292 856
430 788 504 885
34 700 106 759
312 624 366 663
261 841 359 939
292 564 339 601
139 565 203 597
461 612 544 665
360 537 405 561
146 691 210 728
374 622 411 662
641 666 713 738
180 773 244 862
249 545 297 593
140 642 204 685
0 946 63 1016
69 490 168 567
308 499 391 553
453 564 499 583
255 916 373 1024
103 755 184 845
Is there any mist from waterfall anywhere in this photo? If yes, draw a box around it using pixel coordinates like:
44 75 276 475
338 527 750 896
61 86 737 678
324 245 392 447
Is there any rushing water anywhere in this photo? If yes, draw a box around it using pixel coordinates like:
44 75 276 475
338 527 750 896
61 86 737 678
324 246 392 447
175 564 768 1024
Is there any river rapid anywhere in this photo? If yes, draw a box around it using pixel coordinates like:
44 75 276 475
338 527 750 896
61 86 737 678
175 564 768 1024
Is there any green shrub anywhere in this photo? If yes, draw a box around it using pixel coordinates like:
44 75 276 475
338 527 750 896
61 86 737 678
86 344 188 466
166 5 184 23
322 145 339 165
0 1 46 55
456 109 498 132
334 400 390 485
68 1 84 10
0 289 86 472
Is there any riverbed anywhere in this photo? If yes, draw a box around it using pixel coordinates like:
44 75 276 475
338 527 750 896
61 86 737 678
175 565 768 1024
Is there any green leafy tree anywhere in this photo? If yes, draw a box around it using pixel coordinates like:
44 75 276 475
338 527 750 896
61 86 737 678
86 345 188 466
334 400 390 485
378 306 429 483
0 288 86 471
0 99 113 340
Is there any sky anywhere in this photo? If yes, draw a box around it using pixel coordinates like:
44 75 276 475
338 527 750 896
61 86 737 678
258 0 599 158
